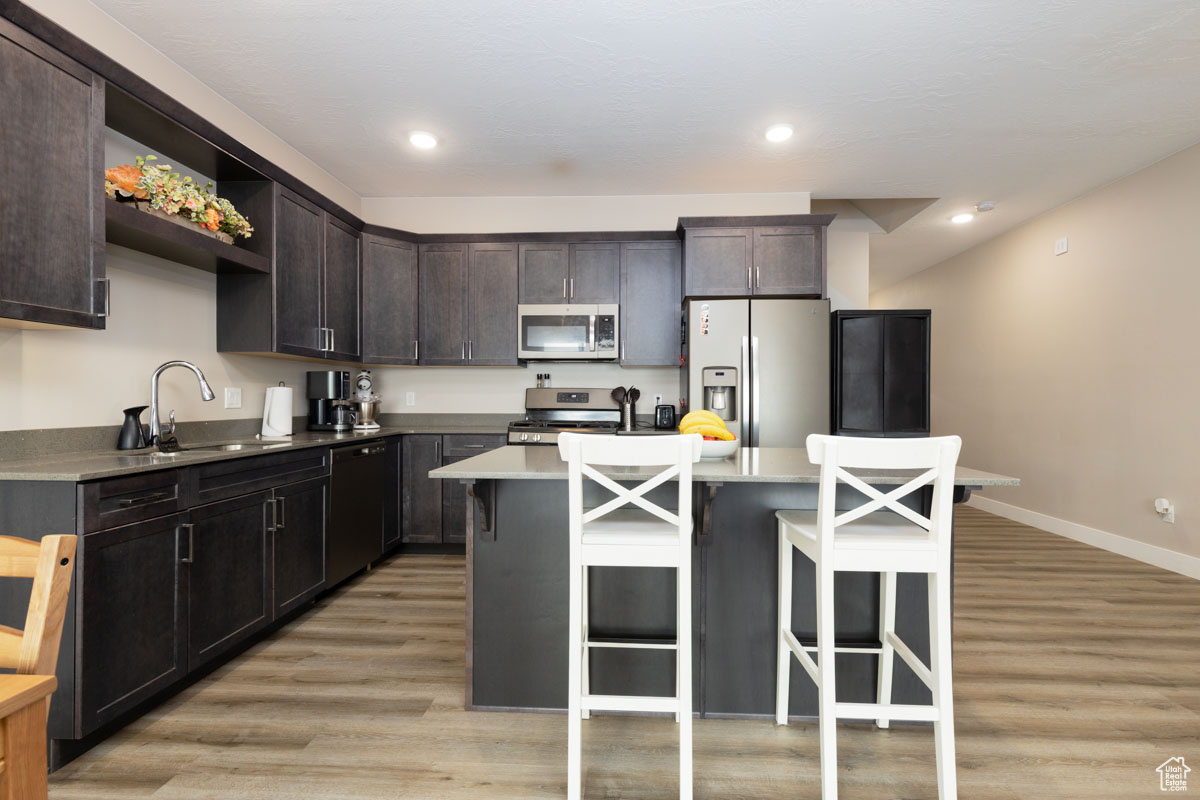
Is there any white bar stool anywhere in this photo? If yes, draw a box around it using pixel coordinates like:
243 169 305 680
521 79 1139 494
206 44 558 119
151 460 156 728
775 433 962 800
558 432 702 800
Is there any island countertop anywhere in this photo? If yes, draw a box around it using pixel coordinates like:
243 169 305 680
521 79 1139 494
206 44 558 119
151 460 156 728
429 445 1019 486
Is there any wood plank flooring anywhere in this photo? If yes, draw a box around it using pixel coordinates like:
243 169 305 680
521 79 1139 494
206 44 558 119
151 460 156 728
48 507 1199 798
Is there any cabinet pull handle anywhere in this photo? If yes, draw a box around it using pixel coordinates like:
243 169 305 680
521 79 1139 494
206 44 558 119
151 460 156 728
562 277 567 299
435 439 441 462
569 277 574 299
747 265 752 289
414 340 419 360
97 278 111 318
119 491 170 507
461 341 466 359
621 339 625 361
468 340 473 360
180 523 195 564
268 498 277 532
329 328 336 353
464 444 485 449
277 497 286 530
755 266 760 288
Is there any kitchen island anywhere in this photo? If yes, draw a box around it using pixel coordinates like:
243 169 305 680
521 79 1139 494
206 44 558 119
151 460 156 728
431 445 1017 718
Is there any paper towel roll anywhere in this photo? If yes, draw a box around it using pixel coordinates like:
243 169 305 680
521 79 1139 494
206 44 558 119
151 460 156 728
261 385 293 437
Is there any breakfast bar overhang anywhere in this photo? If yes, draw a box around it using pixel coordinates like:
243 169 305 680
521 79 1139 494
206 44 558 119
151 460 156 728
432 445 1018 718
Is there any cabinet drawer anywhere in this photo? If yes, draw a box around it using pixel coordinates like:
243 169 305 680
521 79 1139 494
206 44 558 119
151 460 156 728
77 470 184 533
442 434 506 458
189 447 330 506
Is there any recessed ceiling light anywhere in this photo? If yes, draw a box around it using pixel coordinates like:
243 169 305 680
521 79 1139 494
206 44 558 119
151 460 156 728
951 213 974 224
409 131 438 150
764 123 793 143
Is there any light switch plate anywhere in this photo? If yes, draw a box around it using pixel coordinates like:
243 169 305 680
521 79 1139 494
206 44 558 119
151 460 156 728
406 391 416 406
224 387 242 409
1054 236 1069 256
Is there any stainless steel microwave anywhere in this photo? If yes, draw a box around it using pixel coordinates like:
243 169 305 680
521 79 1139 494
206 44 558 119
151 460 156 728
517 304 619 360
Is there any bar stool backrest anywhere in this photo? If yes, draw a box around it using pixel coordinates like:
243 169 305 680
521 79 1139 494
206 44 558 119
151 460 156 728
558 433 702 533
806 434 962 555
0 534 77 676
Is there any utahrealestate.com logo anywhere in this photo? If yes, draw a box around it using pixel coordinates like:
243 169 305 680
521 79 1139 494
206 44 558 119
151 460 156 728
1158 757 1190 792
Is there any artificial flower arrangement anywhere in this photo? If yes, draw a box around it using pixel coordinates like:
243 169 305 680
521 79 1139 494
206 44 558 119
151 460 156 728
105 155 253 243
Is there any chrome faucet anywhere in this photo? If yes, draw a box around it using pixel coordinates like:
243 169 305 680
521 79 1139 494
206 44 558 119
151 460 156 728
149 361 216 449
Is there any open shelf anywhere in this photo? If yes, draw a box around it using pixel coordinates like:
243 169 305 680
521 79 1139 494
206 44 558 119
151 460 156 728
105 198 269 274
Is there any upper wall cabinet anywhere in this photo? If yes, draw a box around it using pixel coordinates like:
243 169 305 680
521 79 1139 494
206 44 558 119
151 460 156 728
0 19 105 329
218 185 361 360
518 242 619 304
362 235 418 365
680 215 834 299
418 242 518 366
620 241 680 366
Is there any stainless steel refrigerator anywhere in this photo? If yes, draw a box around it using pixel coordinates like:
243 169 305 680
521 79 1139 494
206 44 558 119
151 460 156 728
685 299 829 447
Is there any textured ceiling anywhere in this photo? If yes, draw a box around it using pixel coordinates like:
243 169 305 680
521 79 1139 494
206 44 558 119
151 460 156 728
91 0 1200 288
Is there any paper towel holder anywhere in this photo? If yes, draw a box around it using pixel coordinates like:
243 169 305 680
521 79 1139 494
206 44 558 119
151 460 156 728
261 381 294 438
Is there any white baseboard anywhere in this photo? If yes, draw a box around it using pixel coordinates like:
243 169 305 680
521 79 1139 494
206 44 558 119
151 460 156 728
966 495 1200 581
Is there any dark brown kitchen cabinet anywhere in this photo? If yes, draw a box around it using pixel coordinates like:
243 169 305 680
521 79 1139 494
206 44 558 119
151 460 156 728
362 235 418 364
78 513 188 733
681 216 833 299
185 491 272 671
401 434 505 545
518 243 570 303
568 243 620 304
620 241 681 366
468 243 518 365
832 310 930 437
418 244 469 365
518 242 619 304
272 476 327 617
274 187 325 357
218 187 360 361
752 226 824 296
323 215 361 361
0 19 105 330
383 437 403 551
401 435 443 543
683 228 753 297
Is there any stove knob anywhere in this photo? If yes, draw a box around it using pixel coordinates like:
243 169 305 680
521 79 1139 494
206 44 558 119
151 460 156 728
533 434 541 443
520 433 528 442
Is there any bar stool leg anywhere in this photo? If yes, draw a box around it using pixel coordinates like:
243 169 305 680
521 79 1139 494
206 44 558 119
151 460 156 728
568 563 584 800
815 560 838 800
929 571 958 800
876 570 896 728
678 552 693 800
775 523 792 725
581 567 591 721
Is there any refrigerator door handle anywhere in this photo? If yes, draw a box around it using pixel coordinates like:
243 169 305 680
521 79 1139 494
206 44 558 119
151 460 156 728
751 335 761 447
741 335 750 445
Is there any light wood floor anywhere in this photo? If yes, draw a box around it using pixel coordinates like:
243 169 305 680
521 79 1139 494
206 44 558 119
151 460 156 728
49 507 1199 799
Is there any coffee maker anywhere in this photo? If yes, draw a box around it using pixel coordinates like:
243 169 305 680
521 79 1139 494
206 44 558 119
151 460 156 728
306 371 354 431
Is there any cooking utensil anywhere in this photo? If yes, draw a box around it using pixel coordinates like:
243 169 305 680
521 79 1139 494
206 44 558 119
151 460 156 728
628 387 640 403
611 386 626 405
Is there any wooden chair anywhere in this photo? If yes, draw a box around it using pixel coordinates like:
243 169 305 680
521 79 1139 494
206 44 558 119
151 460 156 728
0 534 77 799
775 434 961 800
558 433 702 800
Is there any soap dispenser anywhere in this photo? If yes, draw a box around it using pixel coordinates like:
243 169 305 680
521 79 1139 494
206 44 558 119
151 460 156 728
117 405 149 450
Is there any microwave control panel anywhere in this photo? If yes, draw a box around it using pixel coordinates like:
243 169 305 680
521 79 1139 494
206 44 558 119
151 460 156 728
596 315 616 351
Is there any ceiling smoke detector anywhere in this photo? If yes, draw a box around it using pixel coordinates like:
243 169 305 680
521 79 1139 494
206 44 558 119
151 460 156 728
975 201 996 213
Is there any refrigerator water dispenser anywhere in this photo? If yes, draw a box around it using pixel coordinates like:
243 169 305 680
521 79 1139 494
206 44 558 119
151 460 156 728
702 366 738 422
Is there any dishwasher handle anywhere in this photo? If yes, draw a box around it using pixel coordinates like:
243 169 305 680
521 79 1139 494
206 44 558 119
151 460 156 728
332 442 386 462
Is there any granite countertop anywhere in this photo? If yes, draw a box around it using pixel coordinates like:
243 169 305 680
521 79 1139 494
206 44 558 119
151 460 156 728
429 445 1020 486
0 415 512 482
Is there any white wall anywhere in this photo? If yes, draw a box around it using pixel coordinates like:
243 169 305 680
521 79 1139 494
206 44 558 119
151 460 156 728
872 142 1200 562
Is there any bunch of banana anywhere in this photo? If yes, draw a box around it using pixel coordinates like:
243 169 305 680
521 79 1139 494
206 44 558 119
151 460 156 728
678 410 735 441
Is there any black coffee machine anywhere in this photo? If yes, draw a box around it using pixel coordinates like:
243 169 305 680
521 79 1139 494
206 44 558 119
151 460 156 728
307 371 354 431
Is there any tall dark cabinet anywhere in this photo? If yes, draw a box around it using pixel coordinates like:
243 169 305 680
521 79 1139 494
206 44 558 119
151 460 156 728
362 235 418 364
831 310 931 437
0 19 105 329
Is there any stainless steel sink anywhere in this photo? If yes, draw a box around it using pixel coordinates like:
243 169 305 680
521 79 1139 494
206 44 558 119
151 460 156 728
184 442 290 452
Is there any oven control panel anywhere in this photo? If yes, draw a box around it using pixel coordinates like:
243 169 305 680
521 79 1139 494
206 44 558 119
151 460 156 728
596 315 616 353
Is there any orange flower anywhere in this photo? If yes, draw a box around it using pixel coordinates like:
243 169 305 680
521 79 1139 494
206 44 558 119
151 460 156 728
104 164 148 199
204 207 222 231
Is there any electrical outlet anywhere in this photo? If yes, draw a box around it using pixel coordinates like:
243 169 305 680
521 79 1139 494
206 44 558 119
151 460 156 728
224 387 242 409
406 391 416 407
1054 236 1069 256
1155 497 1176 524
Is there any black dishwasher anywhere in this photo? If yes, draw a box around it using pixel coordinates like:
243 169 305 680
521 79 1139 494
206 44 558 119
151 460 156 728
327 441 386 586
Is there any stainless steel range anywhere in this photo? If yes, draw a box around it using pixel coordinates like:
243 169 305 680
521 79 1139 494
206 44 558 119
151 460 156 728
507 388 620 445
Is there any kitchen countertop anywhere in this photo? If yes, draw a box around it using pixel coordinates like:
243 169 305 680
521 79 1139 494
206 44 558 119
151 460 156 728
429 445 1019 486
0 416 511 482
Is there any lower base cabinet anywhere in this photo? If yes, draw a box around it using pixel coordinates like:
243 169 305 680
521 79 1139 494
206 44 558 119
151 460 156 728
187 491 272 671
78 512 188 733
401 434 505 545
272 477 328 616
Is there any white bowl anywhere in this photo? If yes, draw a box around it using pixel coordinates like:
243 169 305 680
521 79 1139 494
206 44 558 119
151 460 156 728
700 438 739 460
